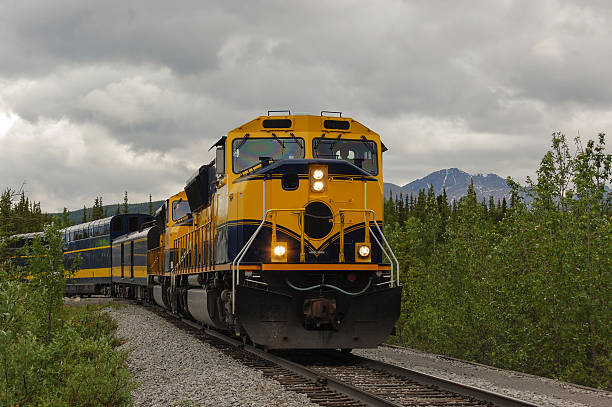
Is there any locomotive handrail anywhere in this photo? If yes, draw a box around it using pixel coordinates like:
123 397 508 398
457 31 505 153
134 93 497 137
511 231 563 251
231 208 306 314
368 210 400 287
339 209 400 287
368 226 395 285
174 220 213 274
175 246 191 271
231 209 273 314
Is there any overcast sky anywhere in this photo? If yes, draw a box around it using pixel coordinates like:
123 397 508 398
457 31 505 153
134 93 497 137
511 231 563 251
1 0 611 212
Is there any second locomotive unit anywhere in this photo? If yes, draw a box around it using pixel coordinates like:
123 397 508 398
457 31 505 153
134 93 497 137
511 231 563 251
147 113 402 349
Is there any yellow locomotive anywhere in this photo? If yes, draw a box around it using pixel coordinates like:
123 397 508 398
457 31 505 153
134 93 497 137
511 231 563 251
149 112 401 349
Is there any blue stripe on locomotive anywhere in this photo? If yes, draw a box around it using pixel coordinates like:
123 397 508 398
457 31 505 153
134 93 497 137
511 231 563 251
214 220 385 264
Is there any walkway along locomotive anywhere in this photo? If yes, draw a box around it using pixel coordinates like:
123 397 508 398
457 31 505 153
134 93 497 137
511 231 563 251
146 113 402 349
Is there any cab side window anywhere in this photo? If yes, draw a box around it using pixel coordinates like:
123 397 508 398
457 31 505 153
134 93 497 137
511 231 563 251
216 144 225 177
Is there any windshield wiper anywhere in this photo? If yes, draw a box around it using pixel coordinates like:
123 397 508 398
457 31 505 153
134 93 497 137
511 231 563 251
271 133 285 149
289 132 304 151
328 134 342 156
360 135 375 154
235 133 250 150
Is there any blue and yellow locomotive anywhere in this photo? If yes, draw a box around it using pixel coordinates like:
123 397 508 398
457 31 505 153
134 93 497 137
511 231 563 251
150 113 402 349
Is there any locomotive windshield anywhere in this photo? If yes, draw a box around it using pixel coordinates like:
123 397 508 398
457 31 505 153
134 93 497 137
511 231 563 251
232 137 305 173
313 138 378 175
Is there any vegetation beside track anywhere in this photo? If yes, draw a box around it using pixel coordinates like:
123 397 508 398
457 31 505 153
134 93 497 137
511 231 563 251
0 225 134 406
1 132 609 398
385 132 611 390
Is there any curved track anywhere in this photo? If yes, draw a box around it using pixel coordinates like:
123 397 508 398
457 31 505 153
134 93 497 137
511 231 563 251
148 306 538 407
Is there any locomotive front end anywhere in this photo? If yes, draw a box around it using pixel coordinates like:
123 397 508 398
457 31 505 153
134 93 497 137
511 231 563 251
221 114 402 349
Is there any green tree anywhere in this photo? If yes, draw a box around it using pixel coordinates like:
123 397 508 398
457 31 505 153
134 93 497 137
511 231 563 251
59 207 72 228
0 188 15 236
90 196 105 221
123 191 129 214
27 225 72 342
387 132 611 389
0 224 135 405
91 197 99 221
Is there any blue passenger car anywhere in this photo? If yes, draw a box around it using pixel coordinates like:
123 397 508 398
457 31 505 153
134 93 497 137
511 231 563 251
63 214 153 295
8 213 154 295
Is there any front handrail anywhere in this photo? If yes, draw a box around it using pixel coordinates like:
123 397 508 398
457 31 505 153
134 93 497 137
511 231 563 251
231 208 306 314
339 209 400 287
230 207 400 315
368 210 400 287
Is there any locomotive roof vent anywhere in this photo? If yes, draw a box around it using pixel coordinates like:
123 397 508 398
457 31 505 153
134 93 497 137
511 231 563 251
323 119 350 130
262 118 292 129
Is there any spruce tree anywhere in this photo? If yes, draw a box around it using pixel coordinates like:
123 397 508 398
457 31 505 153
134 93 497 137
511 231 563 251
91 197 99 221
396 193 405 223
438 188 450 234
81 205 87 224
0 188 14 236
148 194 153 215
123 191 129 214
415 190 426 222
385 195 397 225
60 207 71 227
98 196 103 219
487 196 496 222
408 194 415 215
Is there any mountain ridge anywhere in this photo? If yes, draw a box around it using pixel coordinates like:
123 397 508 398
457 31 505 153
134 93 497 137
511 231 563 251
384 168 511 203
52 201 165 225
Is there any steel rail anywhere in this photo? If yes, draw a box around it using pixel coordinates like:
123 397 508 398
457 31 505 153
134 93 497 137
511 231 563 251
181 318 402 407
126 301 536 407
317 350 540 407
181 314 538 407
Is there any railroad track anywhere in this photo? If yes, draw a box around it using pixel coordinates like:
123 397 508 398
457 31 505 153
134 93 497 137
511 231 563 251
150 306 538 407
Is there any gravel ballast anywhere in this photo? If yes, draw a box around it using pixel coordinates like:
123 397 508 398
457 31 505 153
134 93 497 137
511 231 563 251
107 304 318 407
106 302 612 407
355 345 612 407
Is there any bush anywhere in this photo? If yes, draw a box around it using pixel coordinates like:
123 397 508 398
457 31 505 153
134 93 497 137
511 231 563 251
386 133 612 390
0 225 134 406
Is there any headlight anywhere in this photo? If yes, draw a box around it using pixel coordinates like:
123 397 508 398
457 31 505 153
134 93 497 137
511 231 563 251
273 245 286 257
358 245 370 257
312 169 324 180
309 165 327 192
271 242 287 262
312 181 325 192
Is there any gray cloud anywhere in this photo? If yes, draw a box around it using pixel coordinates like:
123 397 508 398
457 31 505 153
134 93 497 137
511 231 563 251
0 0 610 211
